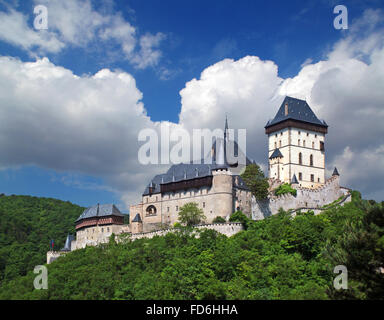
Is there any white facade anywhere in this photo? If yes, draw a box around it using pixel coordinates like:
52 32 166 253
268 127 326 188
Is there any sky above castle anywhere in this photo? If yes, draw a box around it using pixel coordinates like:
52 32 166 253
0 0 383 210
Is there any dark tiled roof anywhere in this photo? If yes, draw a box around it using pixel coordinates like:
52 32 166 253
332 167 340 176
265 96 328 129
76 204 123 222
269 148 283 159
132 213 142 223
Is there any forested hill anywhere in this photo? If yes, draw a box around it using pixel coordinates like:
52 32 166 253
0 194 84 285
0 191 383 300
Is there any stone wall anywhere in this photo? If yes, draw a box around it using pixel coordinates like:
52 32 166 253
46 251 68 264
251 175 350 220
129 222 244 241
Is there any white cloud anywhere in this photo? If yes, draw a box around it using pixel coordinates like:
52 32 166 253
0 0 165 69
1 7 384 208
177 9 384 201
0 56 167 207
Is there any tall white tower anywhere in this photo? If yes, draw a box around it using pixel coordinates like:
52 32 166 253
265 96 328 188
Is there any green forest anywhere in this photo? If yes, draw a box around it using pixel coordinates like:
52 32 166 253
0 194 84 284
0 191 383 299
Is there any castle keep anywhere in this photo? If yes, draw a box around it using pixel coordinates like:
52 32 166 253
265 96 328 188
47 96 351 263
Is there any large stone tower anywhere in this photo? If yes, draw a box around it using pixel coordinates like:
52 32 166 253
265 96 328 188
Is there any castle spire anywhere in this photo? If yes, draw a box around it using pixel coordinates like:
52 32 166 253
291 173 299 184
332 167 340 176
224 114 229 142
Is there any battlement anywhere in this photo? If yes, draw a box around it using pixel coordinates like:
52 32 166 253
252 174 348 220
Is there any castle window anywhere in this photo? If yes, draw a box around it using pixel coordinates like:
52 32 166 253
176 206 178 211
318 178 320 182
310 154 313 166
298 139 300 146
312 141 315 148
167 207 169 212
146 205 157 216
107 227 110 232
315 134 317 138
279 140 281 147
274 141 277 148
102 228 104 233
303 140 306 147
320 141 325 151
155 196 158 201
275 134 277 138
203 202 205 208
299 172 302 180
311 174 314 182
307 132 309 137
298 131 301 135
299 152 302 165
280 132 283 136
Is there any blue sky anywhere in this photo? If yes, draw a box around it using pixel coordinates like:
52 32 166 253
0 0 384 210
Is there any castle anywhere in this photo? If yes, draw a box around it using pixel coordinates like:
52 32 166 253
47 96 351 263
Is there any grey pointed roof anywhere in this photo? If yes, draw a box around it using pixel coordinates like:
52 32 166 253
142 118 252 195
132 213 142 223
332 167 340 176
61 234 75 251
291 174 299 184
76 203 123 222
265 96 328 129
269 148 283 159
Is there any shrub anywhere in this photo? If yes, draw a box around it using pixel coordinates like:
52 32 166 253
275 183 297 197
212 216 226 223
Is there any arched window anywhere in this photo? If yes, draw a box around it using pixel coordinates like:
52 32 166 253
303 140 306 147
299 152 302 165
312 141 315 149
146 205 157 216
310 154 313 166
298 139 301 146
279 140 281 147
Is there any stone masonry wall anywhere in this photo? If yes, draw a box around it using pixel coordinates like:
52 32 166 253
251 175 350 220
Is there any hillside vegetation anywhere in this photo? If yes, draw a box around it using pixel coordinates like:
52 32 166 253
0 195 84 285
0 191 383 300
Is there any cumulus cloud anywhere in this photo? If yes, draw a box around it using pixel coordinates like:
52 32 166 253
178 9 384 200
0 7 384 208
0 56 167 207
0 0 165 69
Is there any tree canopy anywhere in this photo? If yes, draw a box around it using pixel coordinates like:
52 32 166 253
1 191 383 300
240 163 269 200
177 202 206 226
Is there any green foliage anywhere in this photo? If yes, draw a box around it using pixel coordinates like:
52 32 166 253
274 183 297 197
212 216 226 223
229 210 250 229
173 222 181 228
1 192 383 300
177 202 206 226
0 195 84 286
240 163 269 200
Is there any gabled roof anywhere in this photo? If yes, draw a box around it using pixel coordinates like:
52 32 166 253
76 204 123 222
265 96 328 129
269 148 283 159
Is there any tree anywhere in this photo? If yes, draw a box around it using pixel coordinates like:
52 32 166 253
240 163 269 200
178 202 206 226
